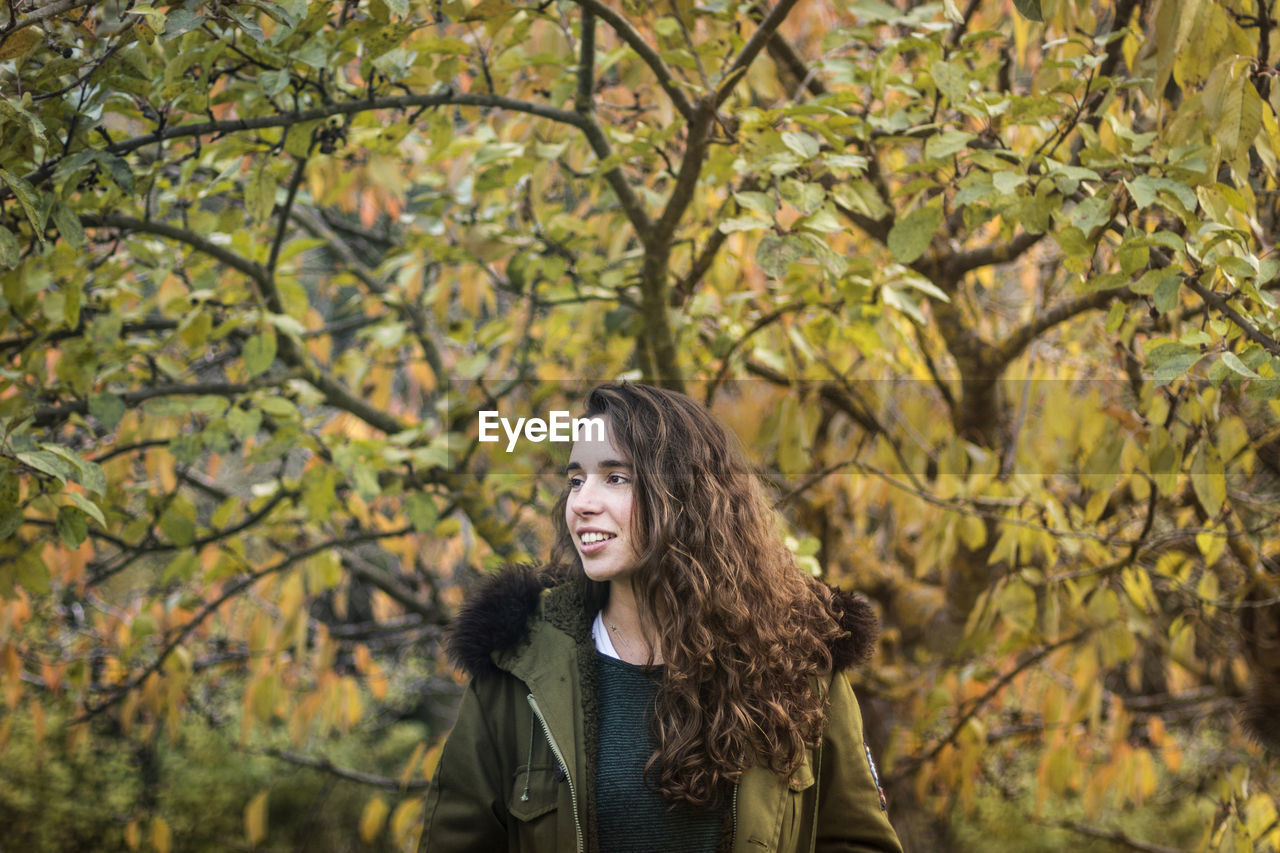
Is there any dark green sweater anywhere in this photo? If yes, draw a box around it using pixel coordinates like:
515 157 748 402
594 653 726 852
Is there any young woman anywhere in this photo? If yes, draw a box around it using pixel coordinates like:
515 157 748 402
421 383 902 853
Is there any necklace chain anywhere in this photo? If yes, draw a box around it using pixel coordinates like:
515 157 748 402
605 618 634 653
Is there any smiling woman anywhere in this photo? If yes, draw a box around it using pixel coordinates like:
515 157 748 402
421 383 902 853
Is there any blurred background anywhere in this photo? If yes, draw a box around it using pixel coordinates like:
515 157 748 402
1 0 1278 848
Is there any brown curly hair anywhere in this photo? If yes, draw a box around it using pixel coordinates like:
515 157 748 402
550 382 846 807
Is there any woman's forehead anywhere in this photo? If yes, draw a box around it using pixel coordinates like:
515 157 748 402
567 417 630 467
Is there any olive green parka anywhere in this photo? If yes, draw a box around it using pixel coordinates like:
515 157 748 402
421 565 903 853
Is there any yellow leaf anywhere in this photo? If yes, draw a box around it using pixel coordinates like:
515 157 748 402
389 798 423 844
400 742 427 790
151 817 172 853
422 742 444 780
359 795 389 843
957 514 986 550
1196 531 1225 566
125 820 140 851
245 789 269 846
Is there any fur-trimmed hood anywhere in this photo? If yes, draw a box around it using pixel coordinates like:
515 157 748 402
447 563 881 678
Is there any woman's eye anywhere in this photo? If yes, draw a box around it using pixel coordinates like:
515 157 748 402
567 476 584 489
607 473 629 485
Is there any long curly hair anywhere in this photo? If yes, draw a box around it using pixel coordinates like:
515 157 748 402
550 382 846 807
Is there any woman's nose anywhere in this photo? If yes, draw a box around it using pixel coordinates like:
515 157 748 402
570 480 601 515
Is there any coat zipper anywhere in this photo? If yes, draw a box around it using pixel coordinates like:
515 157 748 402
731 782 739 849
527 694 584 853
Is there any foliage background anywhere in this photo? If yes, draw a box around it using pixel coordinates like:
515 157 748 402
2 0 1280 849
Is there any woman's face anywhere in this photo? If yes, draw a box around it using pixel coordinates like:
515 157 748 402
564 418 642 586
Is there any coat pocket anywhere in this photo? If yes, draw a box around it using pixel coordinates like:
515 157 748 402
509 764 560 821
781 751 817 852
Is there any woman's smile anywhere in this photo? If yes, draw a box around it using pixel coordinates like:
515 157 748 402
565 418 642 583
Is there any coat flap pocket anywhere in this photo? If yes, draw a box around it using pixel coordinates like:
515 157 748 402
509 765 560 821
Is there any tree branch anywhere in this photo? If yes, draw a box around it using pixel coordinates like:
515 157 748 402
991 286 1138 369
290 207 445 380
570 0 696 120
948 0 983 48
32 382 253 428
12 92 588 202
945 231 1046 281
576 7 596 113
718 0 806 109
0 0 98 39
104 92 587 158
81 213 269 288
1047 820 1185 853
260 747 431 791
1185 276 1280 357
342 549 440 621
577 119 653 239
80 213 413 436
75 527 412 722
754 6 827 100
890 630 1091 782
267 154 309 276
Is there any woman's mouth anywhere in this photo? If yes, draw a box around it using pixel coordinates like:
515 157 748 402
578 532 616 552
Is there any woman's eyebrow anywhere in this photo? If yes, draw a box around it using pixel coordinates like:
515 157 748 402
563 459 630 474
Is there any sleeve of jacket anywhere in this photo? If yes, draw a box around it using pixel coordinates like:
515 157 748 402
816 671 903 853
420 678 510 853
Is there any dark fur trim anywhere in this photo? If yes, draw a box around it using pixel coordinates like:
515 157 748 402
447 564 881 676
827 586 880 670
446 564 555 677
1241 679 1280 753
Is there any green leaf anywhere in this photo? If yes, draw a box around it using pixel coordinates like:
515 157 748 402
228 406 263 438
1012 0 1044 22
56 506 89 548
1153 272 1182 314
94 152 136 194
755 233 807 278
15 449 71 483
244 330 277 377
162 551 201 583
163 8 203 37
65 491 106 527
15 551 50 595
930 60 968 106
0 167 47 237
0 225 19 269
0 510 22 541
848 0 903 22
90 393 126 431
733 191 776 216
887 205 942 264
831 183 889 220
1220 351 1261 379
719 216 769 233
924 129 974 160
41 445 106 497
406 492 438 532
780 131 820 160
1147 341 1201 385
245 163 279 225
51 201 87 249
160 504 197 548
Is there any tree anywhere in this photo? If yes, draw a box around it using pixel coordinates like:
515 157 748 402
1 0 1279 848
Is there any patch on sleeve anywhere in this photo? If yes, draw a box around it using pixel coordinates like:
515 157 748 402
864 743 887 811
